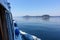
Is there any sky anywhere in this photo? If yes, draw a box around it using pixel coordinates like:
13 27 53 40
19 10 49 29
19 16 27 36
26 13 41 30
8 0 60 17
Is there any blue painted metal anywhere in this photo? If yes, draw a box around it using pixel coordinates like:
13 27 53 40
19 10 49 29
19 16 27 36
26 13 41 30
15 29 20 36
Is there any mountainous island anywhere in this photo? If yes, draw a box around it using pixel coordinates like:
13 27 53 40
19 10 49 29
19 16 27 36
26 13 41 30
23 15 50 19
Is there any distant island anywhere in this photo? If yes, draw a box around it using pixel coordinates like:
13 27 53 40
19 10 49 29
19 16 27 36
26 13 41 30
23 15 50 18
42 15 50 19
23 15 60 19
22 15 60 20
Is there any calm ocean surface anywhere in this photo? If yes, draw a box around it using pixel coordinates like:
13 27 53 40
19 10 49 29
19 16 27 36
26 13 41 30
14 17 60 40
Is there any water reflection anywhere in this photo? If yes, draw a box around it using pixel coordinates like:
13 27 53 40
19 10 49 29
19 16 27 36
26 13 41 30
42 17 50 21
14 16 60 24
22 16 50 23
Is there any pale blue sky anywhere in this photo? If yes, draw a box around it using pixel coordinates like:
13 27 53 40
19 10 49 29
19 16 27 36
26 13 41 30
8 0 60 17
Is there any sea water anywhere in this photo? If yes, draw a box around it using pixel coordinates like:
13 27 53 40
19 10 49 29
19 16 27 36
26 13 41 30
14 17 60 40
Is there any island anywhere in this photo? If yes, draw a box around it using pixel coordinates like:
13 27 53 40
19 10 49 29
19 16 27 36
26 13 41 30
42 15 50 19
